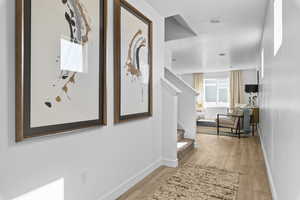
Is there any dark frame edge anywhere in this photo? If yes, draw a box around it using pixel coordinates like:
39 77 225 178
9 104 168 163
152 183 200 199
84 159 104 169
148 21 153 117
101 0 108 126
16 0 24 142
114 0 121 124
114 0 153 124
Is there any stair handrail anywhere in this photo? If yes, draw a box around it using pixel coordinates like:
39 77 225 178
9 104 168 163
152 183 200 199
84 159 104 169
164 68 199 96
161 77 182 96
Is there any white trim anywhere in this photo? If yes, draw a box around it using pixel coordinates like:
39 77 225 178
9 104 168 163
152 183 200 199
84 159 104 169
161 159 178 168
165 68 199 96
273 0 283 56
97 159 162 200
161 78 182 96
178 125 196 141
258 129 278 200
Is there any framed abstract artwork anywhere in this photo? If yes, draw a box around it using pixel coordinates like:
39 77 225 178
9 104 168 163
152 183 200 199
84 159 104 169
15 0 107 141
114 0 153 123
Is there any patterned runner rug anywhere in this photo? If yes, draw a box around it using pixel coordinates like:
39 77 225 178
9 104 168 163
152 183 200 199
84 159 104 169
144 163 240 200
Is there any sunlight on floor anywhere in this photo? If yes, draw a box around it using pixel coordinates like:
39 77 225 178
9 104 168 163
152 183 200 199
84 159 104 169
12 178 64 200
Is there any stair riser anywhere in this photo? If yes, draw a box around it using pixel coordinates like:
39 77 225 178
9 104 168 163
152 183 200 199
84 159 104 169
177 141 194 160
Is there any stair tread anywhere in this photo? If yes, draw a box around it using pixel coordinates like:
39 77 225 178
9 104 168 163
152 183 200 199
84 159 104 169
177 138 195 160
177 138 194 152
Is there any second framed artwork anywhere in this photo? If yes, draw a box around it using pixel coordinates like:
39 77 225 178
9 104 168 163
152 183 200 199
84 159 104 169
114 0 153 123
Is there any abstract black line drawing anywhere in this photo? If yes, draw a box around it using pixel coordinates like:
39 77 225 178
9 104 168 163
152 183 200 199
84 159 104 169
45 0 92 108
16 0 106 140
114 0 152 123
125 29 147 78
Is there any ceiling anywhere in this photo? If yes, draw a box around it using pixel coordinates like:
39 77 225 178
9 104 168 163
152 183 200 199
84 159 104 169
145 0 269 74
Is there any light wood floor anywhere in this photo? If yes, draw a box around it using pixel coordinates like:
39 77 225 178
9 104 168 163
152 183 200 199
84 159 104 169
118 134 272 200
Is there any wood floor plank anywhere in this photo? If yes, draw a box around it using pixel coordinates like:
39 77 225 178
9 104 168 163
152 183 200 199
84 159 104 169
117 134 272 200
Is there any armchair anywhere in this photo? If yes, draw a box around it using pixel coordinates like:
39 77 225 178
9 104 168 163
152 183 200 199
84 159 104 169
216 112 244 139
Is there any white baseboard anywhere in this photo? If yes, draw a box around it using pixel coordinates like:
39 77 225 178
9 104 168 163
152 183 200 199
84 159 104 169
258 129 278 200
97 159 162 200
161 158 178 168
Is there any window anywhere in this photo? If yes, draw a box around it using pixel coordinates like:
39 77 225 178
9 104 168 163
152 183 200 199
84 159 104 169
204 78 229 107
274 0 282 56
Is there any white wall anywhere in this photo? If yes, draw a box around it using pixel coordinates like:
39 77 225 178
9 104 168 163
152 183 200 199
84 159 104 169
164 48 172 69
203 71 229 79
260 0 300 199
161 79 180 167
0 0 165 200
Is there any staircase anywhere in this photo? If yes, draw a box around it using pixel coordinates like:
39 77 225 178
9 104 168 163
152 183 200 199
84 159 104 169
161 68 198 167
177 128 195 160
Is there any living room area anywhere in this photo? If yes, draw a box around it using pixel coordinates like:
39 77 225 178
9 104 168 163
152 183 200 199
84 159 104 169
181 69 259 137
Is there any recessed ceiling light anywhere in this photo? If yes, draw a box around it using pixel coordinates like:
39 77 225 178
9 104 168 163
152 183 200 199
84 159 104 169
210 19 221 24
219 53 226 56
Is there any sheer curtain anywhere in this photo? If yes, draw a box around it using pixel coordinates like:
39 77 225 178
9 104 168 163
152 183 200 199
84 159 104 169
193 73 204 110
229 70 243 108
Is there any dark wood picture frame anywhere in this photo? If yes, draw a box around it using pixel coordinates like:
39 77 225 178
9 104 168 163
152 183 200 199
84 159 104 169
15 0 107 142
114 0 153 123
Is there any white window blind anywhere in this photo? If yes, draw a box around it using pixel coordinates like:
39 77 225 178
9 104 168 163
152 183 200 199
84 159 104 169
204 78 229 107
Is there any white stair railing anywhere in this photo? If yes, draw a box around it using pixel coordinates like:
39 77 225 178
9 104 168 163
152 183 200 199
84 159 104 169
164 68 199 142
161 78 181 167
